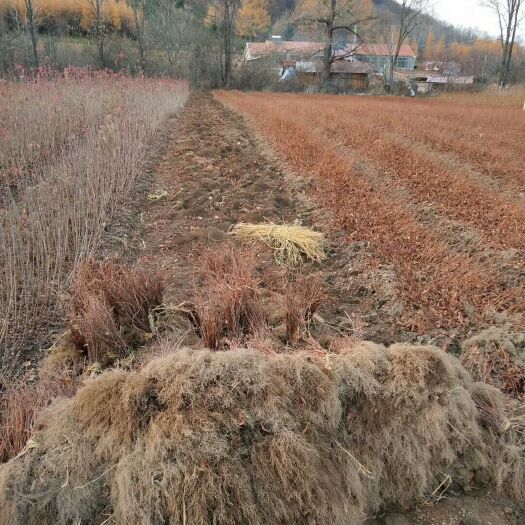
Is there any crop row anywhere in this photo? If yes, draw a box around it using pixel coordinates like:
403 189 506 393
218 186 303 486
215 91 524 331
242 93 525 252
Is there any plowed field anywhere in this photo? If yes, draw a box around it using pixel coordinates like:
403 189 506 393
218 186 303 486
215 91 525 335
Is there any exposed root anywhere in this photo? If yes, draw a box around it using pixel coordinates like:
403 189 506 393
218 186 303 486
1 342 524 524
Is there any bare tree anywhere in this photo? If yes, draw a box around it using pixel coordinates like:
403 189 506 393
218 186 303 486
384 0 428 89
23 0 39 67
0 19 22 73
86 0 109 68
130 0 147 71
294 0 375 90
481 0 524 87
208 0 240 87
150 1 194 65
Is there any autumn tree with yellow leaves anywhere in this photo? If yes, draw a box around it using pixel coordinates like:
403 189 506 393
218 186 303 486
236 0 270 38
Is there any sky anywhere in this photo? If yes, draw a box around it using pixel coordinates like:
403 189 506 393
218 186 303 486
430 0 525 41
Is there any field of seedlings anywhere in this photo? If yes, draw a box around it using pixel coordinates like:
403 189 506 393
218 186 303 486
1 86 525 524
0 70 188 372
215 91 525 335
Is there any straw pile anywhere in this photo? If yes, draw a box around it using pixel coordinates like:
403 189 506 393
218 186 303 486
0 341 523 525
230 222 325 265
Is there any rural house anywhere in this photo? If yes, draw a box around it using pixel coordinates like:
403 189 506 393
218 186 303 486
396 64 475 93
243 39 416 78
352 43 417 71
292 60 375 90
243 40 325 70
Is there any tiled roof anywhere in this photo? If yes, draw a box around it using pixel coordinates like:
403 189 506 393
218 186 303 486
246 41 324 58
353 43 416 57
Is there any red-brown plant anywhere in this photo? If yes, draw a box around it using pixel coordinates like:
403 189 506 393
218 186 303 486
194 248 266 349
284 275 327 345
69 259 165 363
215 90 525 332
0 368 79 462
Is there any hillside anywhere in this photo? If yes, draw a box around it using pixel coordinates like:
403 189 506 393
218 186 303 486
373 0 479 44
271 0 481 48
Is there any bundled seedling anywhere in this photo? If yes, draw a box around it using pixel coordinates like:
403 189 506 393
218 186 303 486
461 328 525 396
284 275 327 344
0 342 524 524
193 248 265 349
0 367 79 463
230 222 325 266
68 259 165 364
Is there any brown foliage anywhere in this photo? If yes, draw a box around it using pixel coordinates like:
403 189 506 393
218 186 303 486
215 90 525 331
0 342 523 524
284 275 327 344
69 259 165 364
193 248 266 349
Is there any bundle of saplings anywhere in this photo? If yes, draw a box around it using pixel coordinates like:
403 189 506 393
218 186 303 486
0 342 523 524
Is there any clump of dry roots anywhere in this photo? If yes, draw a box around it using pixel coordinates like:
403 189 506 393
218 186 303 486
461 327 525 396
0 341 523 525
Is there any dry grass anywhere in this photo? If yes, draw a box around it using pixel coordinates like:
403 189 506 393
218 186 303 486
0 341 523 524
439 85 525 108
0 72 188 372
68 259 165 364
230 222 325 266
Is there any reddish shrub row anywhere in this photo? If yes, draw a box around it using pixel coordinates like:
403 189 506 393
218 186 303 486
215 91 524 331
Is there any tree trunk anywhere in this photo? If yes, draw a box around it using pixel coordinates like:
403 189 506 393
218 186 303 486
222 0 233 87
25 0 38 67
133 6 146 71
320 0 336 91
388 56 395 90
224 26 231 87
98 39 104 68
503 6 519 87
95 1 104 68
497 1 521 88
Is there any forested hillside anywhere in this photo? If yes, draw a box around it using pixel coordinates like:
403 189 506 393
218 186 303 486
0 0 523 83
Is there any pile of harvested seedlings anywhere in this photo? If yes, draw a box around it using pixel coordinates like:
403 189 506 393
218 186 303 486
0 341 523 525
461 327 525 397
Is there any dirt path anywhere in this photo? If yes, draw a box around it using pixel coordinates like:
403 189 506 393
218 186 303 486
130 92 413 347
134 91 294 302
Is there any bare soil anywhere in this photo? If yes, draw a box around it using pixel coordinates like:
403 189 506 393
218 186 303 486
129 91 418 347
116 92 523 523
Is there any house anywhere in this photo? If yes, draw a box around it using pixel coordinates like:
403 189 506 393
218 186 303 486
242 39 416 88
292 60 375 90
243 40 325 66
396 67 474 93
352 43 417 71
